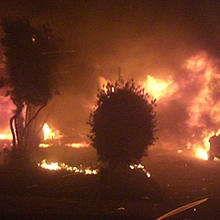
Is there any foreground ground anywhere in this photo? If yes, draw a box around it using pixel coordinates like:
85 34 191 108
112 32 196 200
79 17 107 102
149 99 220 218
0 147 219 219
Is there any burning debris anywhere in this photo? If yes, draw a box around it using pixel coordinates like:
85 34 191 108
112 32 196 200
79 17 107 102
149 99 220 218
0 132 12 140
129 163 151 178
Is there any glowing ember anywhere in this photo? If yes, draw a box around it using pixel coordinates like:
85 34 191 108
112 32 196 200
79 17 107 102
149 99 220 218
129 163 151 178
39 142 90 148
146 172 151 178
42 123 63 140
39 143 50 148
184 53 207 72
142 75 178 100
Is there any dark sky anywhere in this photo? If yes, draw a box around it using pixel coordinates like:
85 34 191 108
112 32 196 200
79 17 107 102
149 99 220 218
0 0 220 147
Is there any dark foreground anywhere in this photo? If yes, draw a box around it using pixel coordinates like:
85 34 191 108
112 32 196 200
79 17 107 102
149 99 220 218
0 147 219 219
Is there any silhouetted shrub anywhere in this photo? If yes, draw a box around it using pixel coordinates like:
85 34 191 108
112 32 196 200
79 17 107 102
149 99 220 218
89 79 157 167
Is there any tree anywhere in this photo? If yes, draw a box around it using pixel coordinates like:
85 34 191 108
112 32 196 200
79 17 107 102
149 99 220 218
0 18 58 159
88 78 157 167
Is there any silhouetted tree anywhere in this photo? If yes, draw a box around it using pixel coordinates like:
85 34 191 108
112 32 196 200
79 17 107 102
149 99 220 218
89 78 157 167
0 18 58 159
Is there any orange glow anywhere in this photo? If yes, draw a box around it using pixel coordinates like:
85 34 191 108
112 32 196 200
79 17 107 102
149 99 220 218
184 53 207 72
0 96 14 140
0 132 12 140
39 142 90 148
194 147 208 160
129 163 151 178
142 75 178 100
39 143 50 148
65 142 89 148
42 123 63 140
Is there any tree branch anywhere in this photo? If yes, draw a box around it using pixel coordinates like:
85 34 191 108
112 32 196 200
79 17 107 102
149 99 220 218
21 103 47 141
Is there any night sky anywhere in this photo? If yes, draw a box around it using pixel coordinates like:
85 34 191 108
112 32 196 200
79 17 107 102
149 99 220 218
0 0 220 147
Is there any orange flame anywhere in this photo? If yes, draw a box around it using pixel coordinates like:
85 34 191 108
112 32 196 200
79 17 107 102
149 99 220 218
193 129 220 160
183 52 220 160
142 75 178 100
99 76 109 93
42 123 63 140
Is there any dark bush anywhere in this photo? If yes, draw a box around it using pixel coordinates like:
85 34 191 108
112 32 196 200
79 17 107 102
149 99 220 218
89 79 157 167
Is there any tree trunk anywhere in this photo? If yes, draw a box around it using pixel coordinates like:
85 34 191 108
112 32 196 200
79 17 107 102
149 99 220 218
10 116 16 152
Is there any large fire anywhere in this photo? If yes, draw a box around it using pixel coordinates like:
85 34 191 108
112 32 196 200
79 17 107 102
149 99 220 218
183 53 220 160
1 52 220 162
142 75 178 100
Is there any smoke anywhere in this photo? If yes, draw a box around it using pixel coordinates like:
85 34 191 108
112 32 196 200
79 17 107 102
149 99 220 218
0 0 220 148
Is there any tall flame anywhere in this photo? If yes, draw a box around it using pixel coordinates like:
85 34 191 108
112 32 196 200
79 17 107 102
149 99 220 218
42 123 63 140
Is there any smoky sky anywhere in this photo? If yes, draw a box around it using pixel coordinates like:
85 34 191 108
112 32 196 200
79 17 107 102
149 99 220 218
0 0 220 146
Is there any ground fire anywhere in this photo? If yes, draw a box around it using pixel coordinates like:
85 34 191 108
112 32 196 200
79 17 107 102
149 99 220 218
38 160 151 178
38 159 99 174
